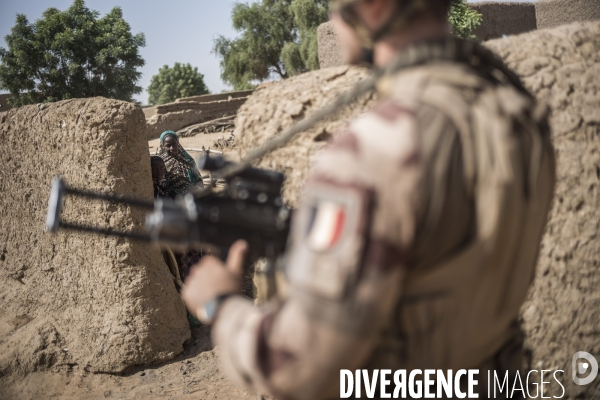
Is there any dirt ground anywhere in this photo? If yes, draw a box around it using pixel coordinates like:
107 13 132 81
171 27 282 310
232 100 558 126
0 131 250 400
0 326 255 400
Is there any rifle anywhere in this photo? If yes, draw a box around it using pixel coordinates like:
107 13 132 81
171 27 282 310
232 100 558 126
46 155 291 266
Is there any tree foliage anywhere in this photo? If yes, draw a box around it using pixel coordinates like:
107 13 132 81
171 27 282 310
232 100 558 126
147 63 209 105
281 0 329 75
0 0 145 107
215 0 482 89
449 0 482 40
213 0 328 91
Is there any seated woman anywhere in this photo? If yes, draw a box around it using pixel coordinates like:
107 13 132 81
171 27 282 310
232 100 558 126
150 156 170 199
156 130 205 283
151 154 184 289
156 130 203 197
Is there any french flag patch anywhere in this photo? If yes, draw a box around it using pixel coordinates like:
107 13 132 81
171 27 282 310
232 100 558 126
306 201 346 252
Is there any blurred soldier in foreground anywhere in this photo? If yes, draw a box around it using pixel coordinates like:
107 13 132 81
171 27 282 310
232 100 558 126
182 0 556 398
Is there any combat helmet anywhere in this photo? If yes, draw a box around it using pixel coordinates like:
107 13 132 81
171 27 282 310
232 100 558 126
330 0 453 59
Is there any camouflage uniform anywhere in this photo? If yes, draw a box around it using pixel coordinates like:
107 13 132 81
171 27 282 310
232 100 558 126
213 39 556 399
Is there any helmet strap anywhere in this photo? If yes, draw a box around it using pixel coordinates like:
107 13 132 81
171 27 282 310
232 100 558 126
361 48 375 65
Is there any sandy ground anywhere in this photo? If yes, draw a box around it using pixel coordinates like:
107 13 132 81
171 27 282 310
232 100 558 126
0 132 252 400
0 326 256 400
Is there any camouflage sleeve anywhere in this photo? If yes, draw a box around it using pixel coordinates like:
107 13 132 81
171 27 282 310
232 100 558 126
213 98 472 399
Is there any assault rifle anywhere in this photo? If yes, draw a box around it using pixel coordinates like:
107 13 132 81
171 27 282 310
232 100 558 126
46 155 291 263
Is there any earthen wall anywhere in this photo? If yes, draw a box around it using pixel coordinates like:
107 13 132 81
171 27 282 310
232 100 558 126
0 98 190 376
470 1 537 41
0 93 12 113
536 0 600 29
146 97 248 140
176 90 254 104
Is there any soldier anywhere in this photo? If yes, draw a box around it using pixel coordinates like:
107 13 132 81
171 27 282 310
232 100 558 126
182 0 556 398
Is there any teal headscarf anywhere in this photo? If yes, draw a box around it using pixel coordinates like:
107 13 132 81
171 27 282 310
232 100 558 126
157 131 202 194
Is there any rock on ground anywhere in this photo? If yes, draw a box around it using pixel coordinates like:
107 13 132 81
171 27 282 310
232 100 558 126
236 21 600 398
0 98 190 377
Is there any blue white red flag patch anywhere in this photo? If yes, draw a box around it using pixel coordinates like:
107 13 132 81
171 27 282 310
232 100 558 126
286 180 372 298
306 201 346 252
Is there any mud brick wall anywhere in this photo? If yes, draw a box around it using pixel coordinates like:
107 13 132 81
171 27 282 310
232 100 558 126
536 0 600 29
155 101 207 114
176 90 254 104
470 1 537 41
0 93 12 113
0 97 190 377
146 97 249 140
487 21 600 399
317 22 345 69
142 105 157 119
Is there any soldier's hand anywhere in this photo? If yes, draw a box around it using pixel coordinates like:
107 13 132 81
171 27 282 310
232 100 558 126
181 240 248 323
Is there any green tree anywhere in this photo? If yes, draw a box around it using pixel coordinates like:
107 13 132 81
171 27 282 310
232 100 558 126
0 0 145 107
449 0 482 40
215 0 481 89
147 63 210 105
280 0 329 75
213 0 329 91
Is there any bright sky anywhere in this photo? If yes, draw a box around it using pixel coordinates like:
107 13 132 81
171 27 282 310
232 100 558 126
0 0 536 105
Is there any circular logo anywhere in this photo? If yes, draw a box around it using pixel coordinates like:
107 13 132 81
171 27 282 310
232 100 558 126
572 351 598 386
